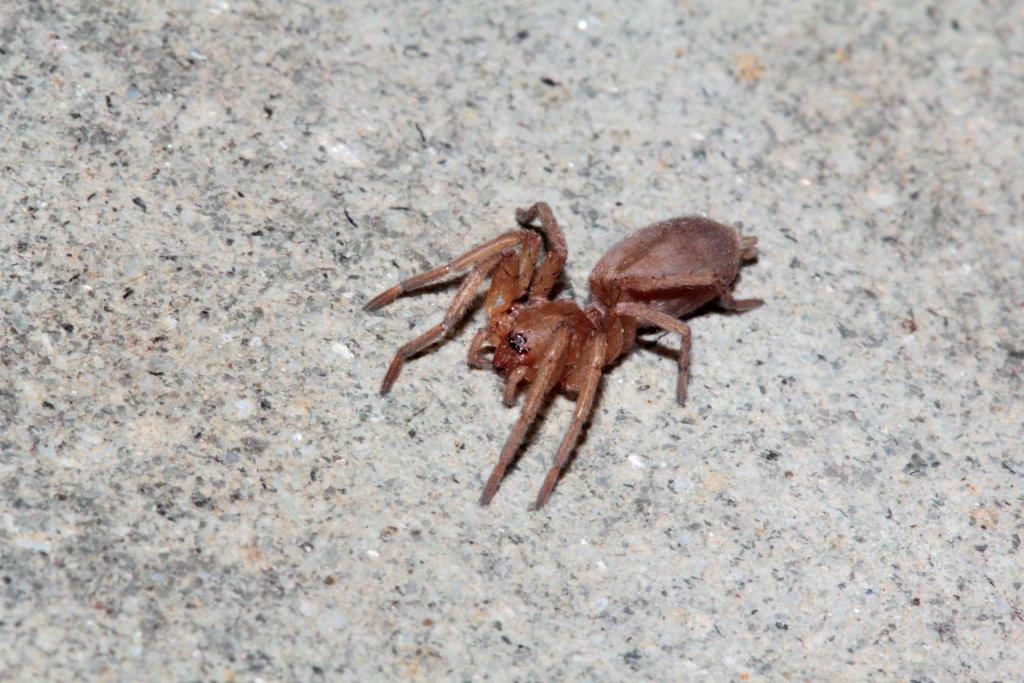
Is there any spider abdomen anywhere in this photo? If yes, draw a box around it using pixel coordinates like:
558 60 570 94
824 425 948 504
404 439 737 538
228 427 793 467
588 216 746 317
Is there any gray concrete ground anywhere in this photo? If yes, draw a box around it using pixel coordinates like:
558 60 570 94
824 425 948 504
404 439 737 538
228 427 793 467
1 1 1022 680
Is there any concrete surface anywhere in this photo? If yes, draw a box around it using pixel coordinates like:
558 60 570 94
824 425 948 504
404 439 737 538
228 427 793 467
1 0 1022 680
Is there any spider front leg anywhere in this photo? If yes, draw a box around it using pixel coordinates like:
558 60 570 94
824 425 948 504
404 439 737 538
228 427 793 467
364 230 525 311
378 251 511 393
480 323 572 505
515 201 567 298
372 224 545 393
465 232 542 373
483 231 540 318
534 332 607 509
502 366 528 406
467 327 493 369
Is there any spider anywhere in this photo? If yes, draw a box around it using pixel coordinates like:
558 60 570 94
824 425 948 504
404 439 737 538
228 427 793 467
365 202 762 509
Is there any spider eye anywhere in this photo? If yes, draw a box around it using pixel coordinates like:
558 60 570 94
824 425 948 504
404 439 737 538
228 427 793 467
508 332 528 355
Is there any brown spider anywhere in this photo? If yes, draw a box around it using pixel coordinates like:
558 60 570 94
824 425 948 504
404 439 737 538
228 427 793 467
366 203 762 509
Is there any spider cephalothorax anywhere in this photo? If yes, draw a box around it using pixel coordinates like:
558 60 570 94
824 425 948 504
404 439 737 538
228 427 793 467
366 202 761 509
489 301 592 379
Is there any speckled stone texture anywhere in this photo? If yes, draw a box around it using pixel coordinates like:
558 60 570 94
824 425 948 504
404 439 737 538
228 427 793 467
1 0 1022 680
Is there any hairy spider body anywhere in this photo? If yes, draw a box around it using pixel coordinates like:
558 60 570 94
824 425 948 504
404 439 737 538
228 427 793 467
366 203 762 509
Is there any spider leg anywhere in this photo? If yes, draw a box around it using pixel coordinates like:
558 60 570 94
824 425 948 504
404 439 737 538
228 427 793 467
379 252 510 393
467 326 493 369
465 235 542 374
740 235 759 261
611 270 717 291
484 231 540 318
502 366 529 406
480 324 572 505
466 231 544 375
365 231 524 311
714 282 763 312
609 302 694 406
515 202 568 298
534 332 607 509
613 270 763 312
